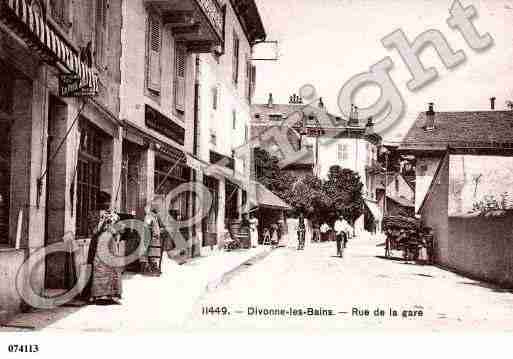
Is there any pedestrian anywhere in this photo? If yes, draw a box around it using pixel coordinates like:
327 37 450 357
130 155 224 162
312 221 320 243
297 213 306 250
320 222 330 242
84 191 122 305
249 215 259 248
141 203 161 276
334 216 347 257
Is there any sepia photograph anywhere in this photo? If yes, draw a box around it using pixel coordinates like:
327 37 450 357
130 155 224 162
0 0 513 354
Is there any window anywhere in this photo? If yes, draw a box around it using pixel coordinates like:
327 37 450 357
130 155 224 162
147 13 162 94
245 53 251 101
49 0 70 29
95 0 108 68
174 44 186 112
395 177 400 193
337 144 348 161
0 123 10 244
232 110 237 130
212 86 218 110
76 122 103 238
244 124 248 143
232 32 240 85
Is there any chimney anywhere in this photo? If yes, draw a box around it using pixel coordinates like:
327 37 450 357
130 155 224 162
267 93 274 108
425 102 435 130
318 97 324 109
348 104 359 126
490 97 496 110
289 93 303 104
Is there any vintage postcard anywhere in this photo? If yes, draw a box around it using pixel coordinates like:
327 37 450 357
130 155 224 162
1 0 513 352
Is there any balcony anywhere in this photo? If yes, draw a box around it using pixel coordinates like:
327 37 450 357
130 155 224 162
145 0 224 53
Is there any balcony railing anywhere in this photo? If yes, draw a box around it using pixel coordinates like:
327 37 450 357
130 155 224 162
147 0 225 51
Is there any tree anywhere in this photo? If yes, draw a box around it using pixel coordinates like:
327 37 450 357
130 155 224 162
254 149 365 223
280 174 324 217
322 165 364 225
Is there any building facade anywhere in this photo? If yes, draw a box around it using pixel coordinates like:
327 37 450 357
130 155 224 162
400 105 513 286
0 0 122 319
119 0 265 256
193 0 266 252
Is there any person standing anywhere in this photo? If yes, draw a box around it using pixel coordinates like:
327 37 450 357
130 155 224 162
142 204 161 276
320 222 330 242
249 215 259 248
334 216 347 258
297 213 306 250
312 222 320 243
85 191 122 305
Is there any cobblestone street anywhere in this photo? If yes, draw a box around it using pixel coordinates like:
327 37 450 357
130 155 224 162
184 238 513 332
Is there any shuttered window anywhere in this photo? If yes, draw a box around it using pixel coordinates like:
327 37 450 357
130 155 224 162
174 44 186 112
250 65 256 100
95 0 108 68
147 14 162 93
245 54 251 102
232 32 240 85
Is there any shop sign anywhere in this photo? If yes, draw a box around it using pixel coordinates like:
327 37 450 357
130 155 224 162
59 75 97 97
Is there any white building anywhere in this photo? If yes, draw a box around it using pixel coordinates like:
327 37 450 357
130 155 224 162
195 0 266 252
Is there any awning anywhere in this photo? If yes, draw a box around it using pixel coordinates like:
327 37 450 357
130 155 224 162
185 152 246 185
365 200 383 221
1 0 98 95
254 183 292 211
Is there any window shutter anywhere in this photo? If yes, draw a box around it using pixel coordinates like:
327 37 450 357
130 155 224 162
245 54 250 101
95 0 106 67
250 65 256 98
147 15 162 93
232 34 239 84
174 44 186 112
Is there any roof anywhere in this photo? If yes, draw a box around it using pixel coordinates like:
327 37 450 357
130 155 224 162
255 183 292 210
251 103 356 130
387 195 414 208
400 111 513 152
283 147 315 168
230 0 266 44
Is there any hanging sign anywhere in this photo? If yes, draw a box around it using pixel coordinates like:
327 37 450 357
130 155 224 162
59 75 97 97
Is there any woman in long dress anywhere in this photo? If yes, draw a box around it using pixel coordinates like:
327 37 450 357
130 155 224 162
141 204 161 276
249 216 259 248
85 191 122 305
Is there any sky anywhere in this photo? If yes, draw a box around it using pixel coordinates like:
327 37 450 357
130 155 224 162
252 0 513 142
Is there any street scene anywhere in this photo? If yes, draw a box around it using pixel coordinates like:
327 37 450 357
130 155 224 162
1 0 513 342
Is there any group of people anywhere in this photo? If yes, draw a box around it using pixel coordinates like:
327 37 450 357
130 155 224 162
83 191 170 306
296 214 352 257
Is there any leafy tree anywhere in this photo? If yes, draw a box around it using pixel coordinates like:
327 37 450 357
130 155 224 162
254 149 364 223
280 174 324 217
322 165 364 225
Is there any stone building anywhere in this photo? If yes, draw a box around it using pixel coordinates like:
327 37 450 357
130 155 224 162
0 0 122 320
400 103 513 287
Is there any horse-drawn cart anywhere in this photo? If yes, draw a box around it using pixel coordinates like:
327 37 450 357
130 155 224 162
383 215 432 262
